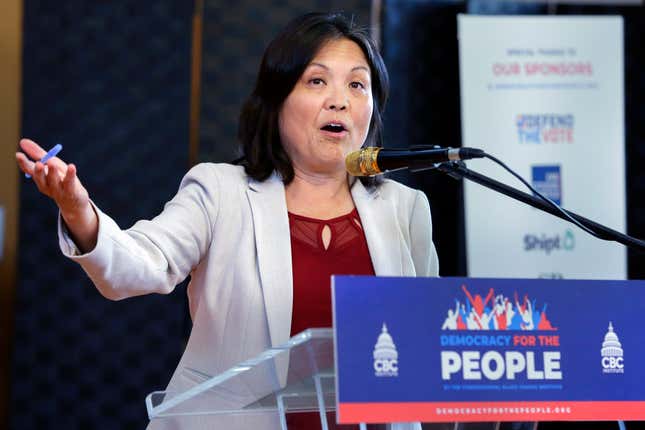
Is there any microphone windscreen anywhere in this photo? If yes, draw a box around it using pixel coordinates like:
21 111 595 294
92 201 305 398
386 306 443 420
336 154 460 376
345 147 382 176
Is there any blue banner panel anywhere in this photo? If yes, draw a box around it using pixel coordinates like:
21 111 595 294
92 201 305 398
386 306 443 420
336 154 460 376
332 276 645 423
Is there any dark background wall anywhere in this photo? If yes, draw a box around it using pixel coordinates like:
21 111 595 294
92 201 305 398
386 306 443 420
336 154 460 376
12 1 193 428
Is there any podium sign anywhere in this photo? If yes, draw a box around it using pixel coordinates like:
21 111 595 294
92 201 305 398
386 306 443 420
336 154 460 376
332 276 645 423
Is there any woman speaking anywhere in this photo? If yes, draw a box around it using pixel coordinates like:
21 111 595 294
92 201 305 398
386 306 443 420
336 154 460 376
15 12 439 430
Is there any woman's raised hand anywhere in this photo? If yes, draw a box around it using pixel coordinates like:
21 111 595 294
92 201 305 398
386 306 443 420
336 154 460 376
15 138 98 253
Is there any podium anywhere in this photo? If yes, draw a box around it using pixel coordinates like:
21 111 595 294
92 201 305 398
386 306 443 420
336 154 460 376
146 276 645 428
146 329 340 429
146 328 512 430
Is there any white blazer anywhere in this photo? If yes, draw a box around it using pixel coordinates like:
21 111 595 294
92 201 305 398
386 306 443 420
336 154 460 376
59 163 439 429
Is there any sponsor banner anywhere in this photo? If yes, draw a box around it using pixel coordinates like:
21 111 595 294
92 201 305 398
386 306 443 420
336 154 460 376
333 276 645 423
458 16 626 279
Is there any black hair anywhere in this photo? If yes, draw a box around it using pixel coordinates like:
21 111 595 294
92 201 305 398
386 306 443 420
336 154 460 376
237 12 389 185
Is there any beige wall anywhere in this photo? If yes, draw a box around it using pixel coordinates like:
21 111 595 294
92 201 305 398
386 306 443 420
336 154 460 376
0 0 22 426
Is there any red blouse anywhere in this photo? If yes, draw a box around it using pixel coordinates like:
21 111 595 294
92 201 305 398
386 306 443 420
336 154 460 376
286 208 375 430
288 208 375 336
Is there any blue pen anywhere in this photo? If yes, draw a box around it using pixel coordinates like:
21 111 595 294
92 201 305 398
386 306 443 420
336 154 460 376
25 144 63 178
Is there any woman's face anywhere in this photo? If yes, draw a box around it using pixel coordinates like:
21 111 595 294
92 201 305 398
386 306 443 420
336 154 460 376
279 38 374 176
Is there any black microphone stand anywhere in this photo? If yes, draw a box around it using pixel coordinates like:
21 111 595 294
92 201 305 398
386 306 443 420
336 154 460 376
429 161 645 252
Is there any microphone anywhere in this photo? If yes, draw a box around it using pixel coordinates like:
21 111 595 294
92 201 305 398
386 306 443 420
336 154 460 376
345 146 485 176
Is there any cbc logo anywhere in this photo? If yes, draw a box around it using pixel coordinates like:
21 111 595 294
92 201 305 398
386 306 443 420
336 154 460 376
373 324 399 377
374 359 398 376
600 322 624 374
602 357 624 371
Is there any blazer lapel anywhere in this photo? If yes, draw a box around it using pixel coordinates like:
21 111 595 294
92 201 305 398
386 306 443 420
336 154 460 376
352 180 403 276
247 173 293 347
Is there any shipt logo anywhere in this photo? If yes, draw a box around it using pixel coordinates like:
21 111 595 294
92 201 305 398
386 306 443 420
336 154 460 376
601 322 624 374
373 323 398 377
516 114 574 144
532 165 561 206
524 229 575 254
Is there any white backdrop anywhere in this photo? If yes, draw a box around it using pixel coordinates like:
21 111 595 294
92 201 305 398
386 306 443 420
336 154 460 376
458 15 626 280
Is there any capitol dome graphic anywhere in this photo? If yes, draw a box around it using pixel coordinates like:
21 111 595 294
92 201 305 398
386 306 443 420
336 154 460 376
373 323 398 361
601 322 625 374
601 322 623 358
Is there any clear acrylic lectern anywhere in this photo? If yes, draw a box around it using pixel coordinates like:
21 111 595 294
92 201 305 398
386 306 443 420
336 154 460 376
145 328 517 430
146 329 341 429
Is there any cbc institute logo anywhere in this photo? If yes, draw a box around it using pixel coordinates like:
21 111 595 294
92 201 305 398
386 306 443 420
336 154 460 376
373 323 398 377
601 322 624 374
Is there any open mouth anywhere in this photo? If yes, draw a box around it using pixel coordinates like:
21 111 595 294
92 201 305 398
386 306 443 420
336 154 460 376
320 123 347 133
